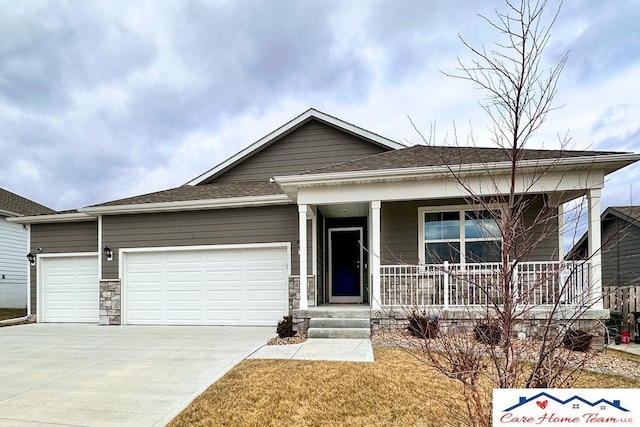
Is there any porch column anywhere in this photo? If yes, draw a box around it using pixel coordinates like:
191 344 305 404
371 200 381 310
587 189 603 308
298 204 308 309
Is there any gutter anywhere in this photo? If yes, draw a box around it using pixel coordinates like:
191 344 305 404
0 209 21 217
7 212 95 224
274 153 640 187
78 194 293 216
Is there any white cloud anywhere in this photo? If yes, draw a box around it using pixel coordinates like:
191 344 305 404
0 0 638 213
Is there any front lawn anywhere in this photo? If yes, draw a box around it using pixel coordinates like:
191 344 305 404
169 347 639 427
0 308 27 321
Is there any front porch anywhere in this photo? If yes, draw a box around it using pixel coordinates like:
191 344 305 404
293 195 604 313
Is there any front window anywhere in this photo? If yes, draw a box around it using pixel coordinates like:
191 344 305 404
421 208 502 264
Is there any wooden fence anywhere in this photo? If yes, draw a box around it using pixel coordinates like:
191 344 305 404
603 286 640 337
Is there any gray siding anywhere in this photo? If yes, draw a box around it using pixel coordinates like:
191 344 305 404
519 197 560 261
601 217 640 287
101 205 307 279
212 120 389 183
29 221 98 313
381 197 559 265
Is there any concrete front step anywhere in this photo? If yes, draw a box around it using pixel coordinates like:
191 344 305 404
294 308 370 319
309 317 370 329
307 328 371 339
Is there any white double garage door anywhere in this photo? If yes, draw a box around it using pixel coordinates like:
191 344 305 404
39 244 290 325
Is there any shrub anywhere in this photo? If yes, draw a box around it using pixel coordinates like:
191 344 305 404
473 322 502 345
276 315 295 338
563 329 592 352
406 309 439 338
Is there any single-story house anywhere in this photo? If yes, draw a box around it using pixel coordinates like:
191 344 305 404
9 109 640 332
0 188 54 310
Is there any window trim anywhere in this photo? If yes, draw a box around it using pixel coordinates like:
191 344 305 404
418 204 503 265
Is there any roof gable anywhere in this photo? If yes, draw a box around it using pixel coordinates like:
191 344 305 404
567 206 640 259
603 206 640 226
0 187 54 217
187 108 405 185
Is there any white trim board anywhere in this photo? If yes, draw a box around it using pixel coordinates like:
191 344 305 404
79 194 292 216
8 212 96 224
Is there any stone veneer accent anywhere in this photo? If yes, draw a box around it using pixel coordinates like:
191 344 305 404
288 275 316 310
372 307 609 351
99 279 121 325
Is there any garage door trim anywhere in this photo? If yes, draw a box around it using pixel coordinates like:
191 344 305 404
120 242 291 326
37 252 99 323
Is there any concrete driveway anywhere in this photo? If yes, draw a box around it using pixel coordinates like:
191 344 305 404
0 323 273 426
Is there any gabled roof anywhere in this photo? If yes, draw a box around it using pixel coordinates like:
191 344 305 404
567 206 640 259
186 108 406 186
302 144 627 174
0 187 54 217
604 206 640 225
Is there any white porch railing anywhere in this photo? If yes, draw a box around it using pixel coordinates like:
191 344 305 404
380 261 590 307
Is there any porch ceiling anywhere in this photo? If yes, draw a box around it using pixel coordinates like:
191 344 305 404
318 203 368 218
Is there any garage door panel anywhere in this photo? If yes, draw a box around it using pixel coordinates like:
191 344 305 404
129 290 162 302
206 293 243 305
125 246 288 325
42 256 99 323
204 271 243 281
247 271 286 281
166 272 202 284
205 310 243 323
128 270 163 283
166 290 202 303
128 309 162 323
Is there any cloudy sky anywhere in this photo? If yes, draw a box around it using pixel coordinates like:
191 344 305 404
1 0 639 213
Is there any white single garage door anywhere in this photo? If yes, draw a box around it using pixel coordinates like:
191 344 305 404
41 255 99 322
123 245 289 326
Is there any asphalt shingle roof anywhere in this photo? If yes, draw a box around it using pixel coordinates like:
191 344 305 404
88 145 629 208
608 206 640 224
303 145 622 174
0 188 55 216
90 181 285 207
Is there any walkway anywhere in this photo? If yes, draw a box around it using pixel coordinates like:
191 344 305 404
249 338 374 362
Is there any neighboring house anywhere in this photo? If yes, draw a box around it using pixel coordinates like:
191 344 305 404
9 109 640 329
570 206 640 337
0 188 54 310
570 206 640 287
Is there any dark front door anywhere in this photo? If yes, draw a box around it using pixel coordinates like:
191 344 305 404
329 228 363 303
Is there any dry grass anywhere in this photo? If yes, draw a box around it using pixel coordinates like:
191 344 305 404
169 347 639 427
0 308 27 321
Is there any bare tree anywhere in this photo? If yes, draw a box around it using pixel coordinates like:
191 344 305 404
381 1 616 426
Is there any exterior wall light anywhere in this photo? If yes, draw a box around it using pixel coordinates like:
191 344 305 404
103 246 114 261
26 252 36 266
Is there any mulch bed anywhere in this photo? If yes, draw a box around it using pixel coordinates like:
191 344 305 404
267 333 308 345
371 328 640 380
